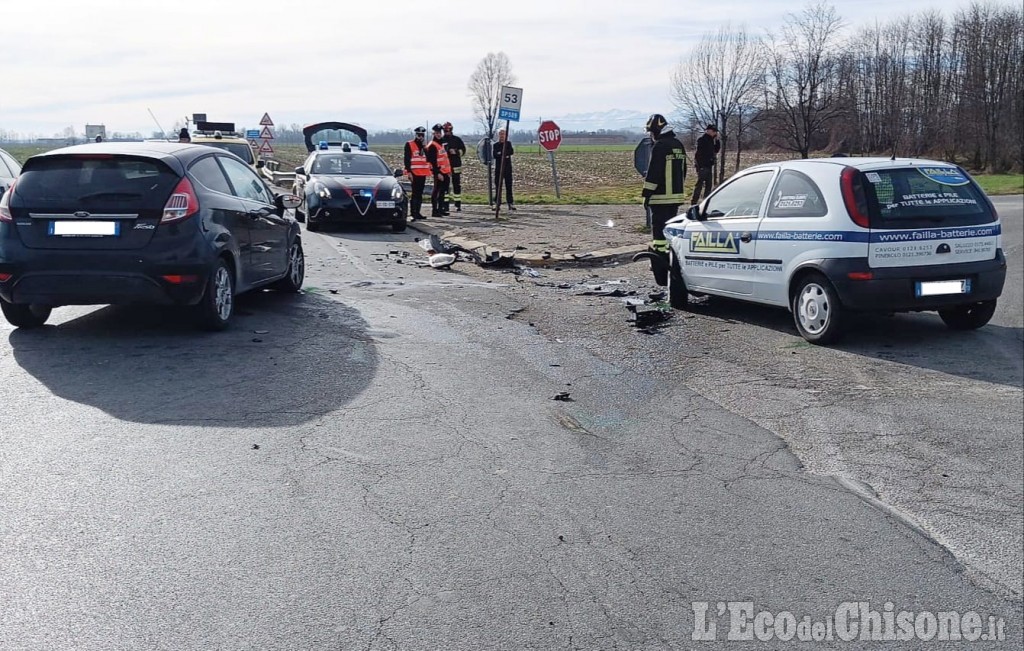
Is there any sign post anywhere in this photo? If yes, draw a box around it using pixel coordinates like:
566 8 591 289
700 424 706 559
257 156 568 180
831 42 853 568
538 119 562 199
494 86 523 219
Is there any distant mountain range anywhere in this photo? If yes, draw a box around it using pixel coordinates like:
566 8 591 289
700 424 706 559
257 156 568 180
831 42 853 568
531 109 649 133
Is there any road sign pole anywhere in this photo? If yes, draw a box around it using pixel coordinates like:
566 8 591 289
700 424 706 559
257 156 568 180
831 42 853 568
548 151 561 199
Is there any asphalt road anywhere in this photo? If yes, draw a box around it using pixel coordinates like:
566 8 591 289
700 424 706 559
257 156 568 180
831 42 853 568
0 199 1020 649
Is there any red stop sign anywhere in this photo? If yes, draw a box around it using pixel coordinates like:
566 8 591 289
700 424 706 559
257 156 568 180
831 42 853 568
538 120 561 152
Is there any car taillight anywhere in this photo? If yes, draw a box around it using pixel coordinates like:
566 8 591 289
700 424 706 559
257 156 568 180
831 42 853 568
161 177 199 223
840 167 870 228
0 179 15 222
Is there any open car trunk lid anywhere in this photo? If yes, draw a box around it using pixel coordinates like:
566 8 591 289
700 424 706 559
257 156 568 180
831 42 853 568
302 122 369 152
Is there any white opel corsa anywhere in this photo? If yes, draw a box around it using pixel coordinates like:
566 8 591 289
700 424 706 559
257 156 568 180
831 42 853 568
661 158 1006 344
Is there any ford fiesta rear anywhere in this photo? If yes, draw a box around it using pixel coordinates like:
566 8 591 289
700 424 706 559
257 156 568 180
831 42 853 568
0 151 211 327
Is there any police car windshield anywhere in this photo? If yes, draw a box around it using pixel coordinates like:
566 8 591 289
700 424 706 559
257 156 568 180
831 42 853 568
866 167 992 223
198 141 254 164
312 154 389 176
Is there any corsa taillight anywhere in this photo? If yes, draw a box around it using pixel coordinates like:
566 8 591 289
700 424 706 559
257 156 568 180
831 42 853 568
161 177 199 223
840 167 871 228
0 179 15 222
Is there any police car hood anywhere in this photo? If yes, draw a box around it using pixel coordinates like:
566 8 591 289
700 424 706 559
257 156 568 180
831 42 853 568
303 122 369 152
314 174 397 192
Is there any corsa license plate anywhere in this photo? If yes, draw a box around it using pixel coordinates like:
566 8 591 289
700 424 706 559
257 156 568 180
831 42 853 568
49 221 120 236
916 279 971 297
376 200 396 209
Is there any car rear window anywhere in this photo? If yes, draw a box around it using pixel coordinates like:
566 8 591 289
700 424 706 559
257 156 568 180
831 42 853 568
198 141 254 164
863 167 994 228
15 156 179 211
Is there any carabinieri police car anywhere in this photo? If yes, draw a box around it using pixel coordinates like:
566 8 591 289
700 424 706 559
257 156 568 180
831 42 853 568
658 157 1005 344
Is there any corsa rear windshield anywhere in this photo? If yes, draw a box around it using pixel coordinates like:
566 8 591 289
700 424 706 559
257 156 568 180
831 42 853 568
15 156 179 212
861 166 995 229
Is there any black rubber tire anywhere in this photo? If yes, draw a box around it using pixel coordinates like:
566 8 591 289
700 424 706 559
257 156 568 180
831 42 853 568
271 240 305 293
938 300 997 331
0 298 51 328
195 259 234 331
668 250 689 310
391 222 407 233
791 273 846 345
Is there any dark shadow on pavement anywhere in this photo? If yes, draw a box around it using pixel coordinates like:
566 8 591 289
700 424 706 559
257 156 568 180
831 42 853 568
688 297 1024 389
8 291 378 427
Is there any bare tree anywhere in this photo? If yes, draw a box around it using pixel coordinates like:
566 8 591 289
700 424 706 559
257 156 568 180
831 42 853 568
671 25 764 180
761 1 846 158
468 52 517 139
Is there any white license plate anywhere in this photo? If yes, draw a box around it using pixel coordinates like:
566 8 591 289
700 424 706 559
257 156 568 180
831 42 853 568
376 200 396 209
916 279 970 297
50 221 119 236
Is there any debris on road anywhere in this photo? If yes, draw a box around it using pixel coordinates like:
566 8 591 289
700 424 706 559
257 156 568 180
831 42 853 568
553 392 572 401
428 253 457 269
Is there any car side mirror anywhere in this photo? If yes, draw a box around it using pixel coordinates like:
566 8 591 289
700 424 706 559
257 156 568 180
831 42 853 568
294 166 305 176
256 160 265 169
393 168 404 177
687 205 704 221
276 193 302 210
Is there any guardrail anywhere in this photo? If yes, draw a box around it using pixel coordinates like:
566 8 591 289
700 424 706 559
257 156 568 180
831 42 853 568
260 159 296 187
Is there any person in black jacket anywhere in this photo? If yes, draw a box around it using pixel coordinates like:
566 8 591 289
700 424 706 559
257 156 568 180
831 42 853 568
492 129 516 211
691 123 720 204
442 122 466 212
641 114 687 257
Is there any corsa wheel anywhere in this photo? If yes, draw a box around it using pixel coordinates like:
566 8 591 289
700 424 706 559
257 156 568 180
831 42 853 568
792 274 845 345
938 300 996 331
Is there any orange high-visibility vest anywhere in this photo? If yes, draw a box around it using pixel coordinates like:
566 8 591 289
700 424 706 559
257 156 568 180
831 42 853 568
407 140 431 177
427 139 452 175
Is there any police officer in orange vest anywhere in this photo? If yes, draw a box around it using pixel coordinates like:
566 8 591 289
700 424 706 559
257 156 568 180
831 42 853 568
426 123 452 217
404 126 431 220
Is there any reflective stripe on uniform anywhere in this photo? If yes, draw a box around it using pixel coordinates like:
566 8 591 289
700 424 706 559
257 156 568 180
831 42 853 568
650 239 668 252
643 181 658 191
451 166 461 173
648 193 686 205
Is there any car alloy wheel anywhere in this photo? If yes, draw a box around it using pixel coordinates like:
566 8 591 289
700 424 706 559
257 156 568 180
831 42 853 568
272 240 306 293
289 243 304 287
213 265 233 322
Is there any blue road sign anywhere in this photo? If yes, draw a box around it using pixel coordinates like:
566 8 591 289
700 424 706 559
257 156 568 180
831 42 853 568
245 129 260 139
498 107 521 121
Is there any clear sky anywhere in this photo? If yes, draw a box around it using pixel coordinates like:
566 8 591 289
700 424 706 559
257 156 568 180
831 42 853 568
2 0 990 138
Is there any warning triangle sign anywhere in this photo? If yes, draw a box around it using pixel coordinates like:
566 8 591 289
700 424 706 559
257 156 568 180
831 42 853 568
258 141 274 154
259 113 274 126
248 139 259 148
259 126 274 140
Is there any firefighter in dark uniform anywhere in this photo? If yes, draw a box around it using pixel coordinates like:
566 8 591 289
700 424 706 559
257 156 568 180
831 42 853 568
634 113 687 285
403 126 430 220
441 121 466 212
492 129 516 210
425 124 452 217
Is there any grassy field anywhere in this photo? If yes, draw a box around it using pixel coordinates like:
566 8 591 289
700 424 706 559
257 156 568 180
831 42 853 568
4 142 1020 204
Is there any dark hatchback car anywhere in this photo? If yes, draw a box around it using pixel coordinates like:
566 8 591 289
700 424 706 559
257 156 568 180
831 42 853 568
0 142 304 330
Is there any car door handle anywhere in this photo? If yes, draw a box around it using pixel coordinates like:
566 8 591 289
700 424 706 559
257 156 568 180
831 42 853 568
739 232 752 243
248 209 268 220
